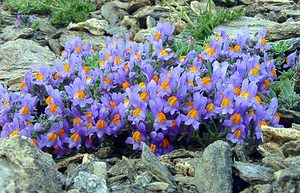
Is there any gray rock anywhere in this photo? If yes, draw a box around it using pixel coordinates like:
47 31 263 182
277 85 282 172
134 27 156 42
141 143 176 188
92 161 107 180
133 5 170 20
101 2 128 24
258 142 284 158
284 155 300 168
233 161 275 184
216 17 278 39
128 0 152 13
268 21 300 41
59 30 106 50
274 167 300 184
194 140 232 193
0 39 56 90
281 139 300 157
146 16 157 28
0 26 34 42
67 18 109 35
105 25 129 36
240 184 272 193
261 126 300 145
71 171 108 193
213 0 237 7
38 19 57 34
0 136 64 192
262 155 286 171
144 182 170 192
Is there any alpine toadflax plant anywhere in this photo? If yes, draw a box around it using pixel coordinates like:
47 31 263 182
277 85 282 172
1 23 294 158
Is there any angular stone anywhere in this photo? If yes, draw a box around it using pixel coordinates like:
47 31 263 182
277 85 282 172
92 161 107 180
101 2 128 24
0 26 34 42
274 167 300 184
128 0 152 14
141 143 176 188
261 126 300 145
267 21 300 41
233 161 274 184
194 140 232 193
281 139 300 157
144 182 170 192
71 171 108 193
258 142 284 158
133 5 170 20
262 155 286 171
105 25 129 36
67 18 108 35
240 184 272 193
0 136 63 192
215 17 278 38
0 39 56 91
284 155 300 168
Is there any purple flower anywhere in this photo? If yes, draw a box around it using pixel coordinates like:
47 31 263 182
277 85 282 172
125 123 147 150
65 78 93 107
284 50 297 69
15 14 22 27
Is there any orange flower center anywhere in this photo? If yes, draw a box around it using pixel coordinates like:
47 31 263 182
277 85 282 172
139 92 148 101
133 108 142 117
161 81 169 90
150 144 156 153
123 82 131 90
104 77 111 84
168 96 178 107
234 87 241 95
112 114 120 124
9 130 19 137
221 98 230 107
254 95 261 104
46 96 52 105
86 112 92 120
162 138 170 149
231 113 241 124
152 75 159 84
234 129 242 138
241 92 250 99
50 103 58 114
115 56 122 64
21 106 29 115
202 77 212 86
64 65 71 72
71 133 80 142
189 66 198 72
73 118 82 126
83 66 90 73
48 132 57 141
132 131 142 142
35 72 44 80
187 109 198 119
96 120 105 129
260 38 267 45
154 32 161 40
206 103 214 112
251 68 259 76
20 81 26 90
157 112 167 123
76 90 85 100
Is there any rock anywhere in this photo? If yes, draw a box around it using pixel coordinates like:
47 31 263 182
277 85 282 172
261 126 300 145
38 19 57 34
133 5 170 20
146 16 157 28
233 161 274 184
213 0 237 7
67 18 109 35
257 0 293 3
258 142 284 158
134 27 156 42
101 2 128 24
267 21 300 41
58 30 106 50
128 0 152 14
262 155 286 171
284 156 300 169
278 108 300 126
0 136 63 192
141 142 176 188
144 182 170 192
92 161 107 180
105 25 129 36
240 184 272 193
216 17 278 38
194 140 232 193
281 139 300 157
0 39 56 90
48 38 63 55
233 143 250 162
0 26 34 42
69 171 108 193
274 167 300 184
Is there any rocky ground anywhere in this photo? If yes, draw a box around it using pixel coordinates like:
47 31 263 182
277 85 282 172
0 0 300 192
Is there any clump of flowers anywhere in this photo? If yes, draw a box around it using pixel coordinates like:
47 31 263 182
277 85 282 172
15 14 37 28
1 23 297 158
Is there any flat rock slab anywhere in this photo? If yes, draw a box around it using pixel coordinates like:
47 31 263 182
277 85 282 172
233 161 274 184
0 39 56 90
0 136 63 192
261 126 300 145
194 140 233 193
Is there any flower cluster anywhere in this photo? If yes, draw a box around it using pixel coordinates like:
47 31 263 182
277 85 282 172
1 23 296 158
15 14 36 28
